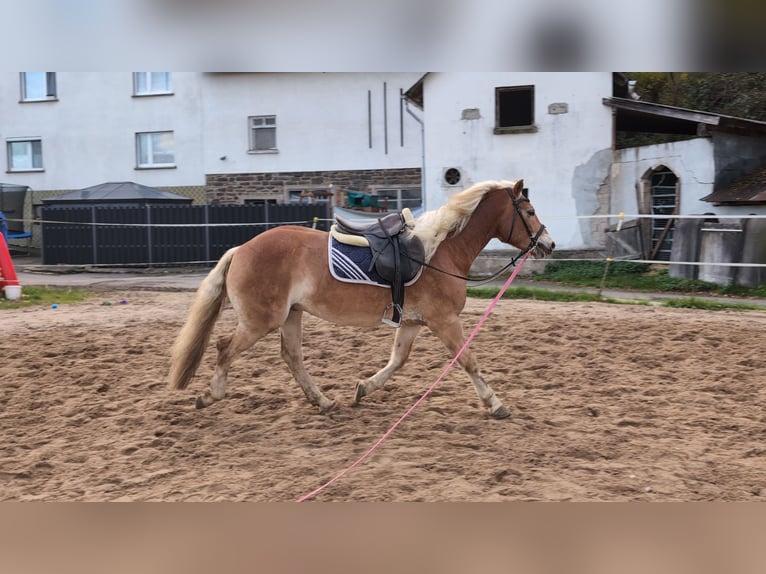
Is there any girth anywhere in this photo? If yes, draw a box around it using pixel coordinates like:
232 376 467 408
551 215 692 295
332 209 424 327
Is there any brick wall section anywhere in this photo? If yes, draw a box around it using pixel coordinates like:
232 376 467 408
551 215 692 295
205 168 421 205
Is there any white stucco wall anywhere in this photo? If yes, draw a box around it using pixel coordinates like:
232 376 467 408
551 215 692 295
610 138 715 218
200 73 422 175
418 72 614 250
0 72 205 190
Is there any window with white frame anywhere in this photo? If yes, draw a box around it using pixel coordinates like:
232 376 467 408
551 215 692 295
7 139 43 171
133 72 172 96
136 132 175 168
20 72 57 101
249 115 277 152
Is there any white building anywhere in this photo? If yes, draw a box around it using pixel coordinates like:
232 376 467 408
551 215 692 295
0 72 422 207
404 72 615 251
3 72 765 263
0 72 205 194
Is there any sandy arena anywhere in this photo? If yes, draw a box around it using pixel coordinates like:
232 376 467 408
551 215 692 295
1 289 765 501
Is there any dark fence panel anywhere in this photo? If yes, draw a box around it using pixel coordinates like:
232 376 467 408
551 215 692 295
41 207 96 265
208 204 267 260
95 206 149 265
41 203 330 265
150 205 207 264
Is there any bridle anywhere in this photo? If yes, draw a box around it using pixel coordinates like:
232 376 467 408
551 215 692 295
505 187 547 249
407 186 547 285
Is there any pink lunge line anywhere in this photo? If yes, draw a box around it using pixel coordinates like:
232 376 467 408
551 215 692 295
295 251 531 502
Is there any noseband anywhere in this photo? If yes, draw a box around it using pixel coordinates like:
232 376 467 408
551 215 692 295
506 187 546 255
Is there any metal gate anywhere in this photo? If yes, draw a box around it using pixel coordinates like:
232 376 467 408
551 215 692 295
649 167 678 261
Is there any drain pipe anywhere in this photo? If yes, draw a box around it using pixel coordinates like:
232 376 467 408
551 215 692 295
404 98 426 213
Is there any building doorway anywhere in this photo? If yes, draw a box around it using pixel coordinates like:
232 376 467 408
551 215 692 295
647 166 679 261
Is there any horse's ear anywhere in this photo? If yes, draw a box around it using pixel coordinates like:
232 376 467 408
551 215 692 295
512 179 524 197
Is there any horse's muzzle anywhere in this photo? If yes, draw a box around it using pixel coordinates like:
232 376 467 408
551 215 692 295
533 233 555 258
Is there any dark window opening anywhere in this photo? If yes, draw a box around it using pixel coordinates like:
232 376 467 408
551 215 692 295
495 86 535 132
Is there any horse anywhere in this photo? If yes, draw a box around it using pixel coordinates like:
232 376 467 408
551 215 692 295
168 179 555 419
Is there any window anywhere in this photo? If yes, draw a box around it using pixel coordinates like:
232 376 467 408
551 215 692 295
374 187 422 211
249 115 277 152
7 139 43 171
288 188 331 204
136 132 175 168
20 72 57 101
495 85 536 134
133 72 172 96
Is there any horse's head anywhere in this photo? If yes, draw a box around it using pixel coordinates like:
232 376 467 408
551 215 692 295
499 180 555 258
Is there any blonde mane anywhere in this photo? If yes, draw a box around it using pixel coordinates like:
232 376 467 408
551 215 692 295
412 180 516 262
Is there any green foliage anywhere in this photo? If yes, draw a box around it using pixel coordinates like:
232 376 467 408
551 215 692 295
535 260 649 284
618 72 766 148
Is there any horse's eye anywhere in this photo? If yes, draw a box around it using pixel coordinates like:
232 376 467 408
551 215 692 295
527 210 535 217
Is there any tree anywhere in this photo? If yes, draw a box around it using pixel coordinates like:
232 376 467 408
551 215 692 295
617 72 766 147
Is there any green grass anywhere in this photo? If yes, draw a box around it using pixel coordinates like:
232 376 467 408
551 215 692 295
0 286 91 310
532 260 766 298
467 286 628 305
660 298 766 311
467 260 766 311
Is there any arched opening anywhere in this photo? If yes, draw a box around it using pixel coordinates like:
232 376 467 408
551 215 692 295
642 165 679 261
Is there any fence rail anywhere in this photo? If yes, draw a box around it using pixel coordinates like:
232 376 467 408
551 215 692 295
40 203 330 265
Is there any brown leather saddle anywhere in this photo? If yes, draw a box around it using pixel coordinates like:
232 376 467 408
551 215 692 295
332 209 425 327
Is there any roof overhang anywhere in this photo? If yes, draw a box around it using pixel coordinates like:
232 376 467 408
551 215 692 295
603 97 766 137
403 73 428 109
701 165 766 205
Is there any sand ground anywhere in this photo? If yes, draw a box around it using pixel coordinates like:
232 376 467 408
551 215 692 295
1 290 765 501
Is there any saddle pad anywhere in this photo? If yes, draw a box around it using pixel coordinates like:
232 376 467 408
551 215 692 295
328 235 422 288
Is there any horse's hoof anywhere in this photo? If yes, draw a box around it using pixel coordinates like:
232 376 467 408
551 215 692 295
490 405 511 419
354 382 366 403
319 399 337 415
196 394 212 409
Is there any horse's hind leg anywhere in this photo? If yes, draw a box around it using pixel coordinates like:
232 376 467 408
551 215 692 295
355 324 421 403
196 324 265 409
430 317 510 419
280 308 336 413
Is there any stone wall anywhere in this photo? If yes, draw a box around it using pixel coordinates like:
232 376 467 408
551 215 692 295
205 168 421 204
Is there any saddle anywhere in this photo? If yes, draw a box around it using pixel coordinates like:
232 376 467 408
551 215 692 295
331 208 425 327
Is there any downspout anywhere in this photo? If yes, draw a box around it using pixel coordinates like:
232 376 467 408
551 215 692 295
404 98 426 212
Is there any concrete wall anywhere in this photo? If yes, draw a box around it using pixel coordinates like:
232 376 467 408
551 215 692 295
712 132 766 190
200 73 422 176
611 138 716 218
418 72 614 251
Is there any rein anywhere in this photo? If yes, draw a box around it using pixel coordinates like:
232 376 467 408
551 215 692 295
407 188 546 286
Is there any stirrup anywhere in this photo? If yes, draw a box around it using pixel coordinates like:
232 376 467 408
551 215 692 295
381 303 403 328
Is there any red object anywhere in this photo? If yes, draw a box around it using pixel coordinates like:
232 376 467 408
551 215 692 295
0 233 19 288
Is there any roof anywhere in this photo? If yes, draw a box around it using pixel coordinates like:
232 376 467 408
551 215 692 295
42 182 193 204
701 165 766 205
403 73 428 109
603 97 766 137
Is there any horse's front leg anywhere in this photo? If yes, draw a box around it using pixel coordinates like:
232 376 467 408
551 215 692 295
281 308 336 413
355 323 422 403
429 317 510 419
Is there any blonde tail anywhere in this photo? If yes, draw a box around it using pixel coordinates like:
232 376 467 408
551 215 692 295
167 247 238 390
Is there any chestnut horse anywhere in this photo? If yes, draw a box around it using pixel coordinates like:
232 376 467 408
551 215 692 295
168 179 555 419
